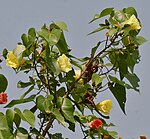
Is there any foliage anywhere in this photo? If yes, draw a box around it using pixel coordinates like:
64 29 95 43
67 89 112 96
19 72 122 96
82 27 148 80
0 7 146 139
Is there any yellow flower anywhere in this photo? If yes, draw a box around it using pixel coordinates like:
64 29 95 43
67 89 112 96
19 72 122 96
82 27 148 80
57 54 72 72
96 99 112 115
6 51 20 68
73 70 84 84
123 15 141 30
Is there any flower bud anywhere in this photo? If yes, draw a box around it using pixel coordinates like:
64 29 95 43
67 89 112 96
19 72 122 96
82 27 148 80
88 119 103 130
0 92 8 104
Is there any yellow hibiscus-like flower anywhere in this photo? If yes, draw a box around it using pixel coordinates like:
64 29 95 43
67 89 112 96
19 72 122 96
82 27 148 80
6 51 20 68
73 70 84 84
123 14 141 30
96 99 112 115
57 54 72 73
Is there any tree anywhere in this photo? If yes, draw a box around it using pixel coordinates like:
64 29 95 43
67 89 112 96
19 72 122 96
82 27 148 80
0 7 146 139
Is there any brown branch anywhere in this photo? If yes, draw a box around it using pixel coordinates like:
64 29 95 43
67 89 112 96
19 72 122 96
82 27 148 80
65 33 119 97
41 119 54 138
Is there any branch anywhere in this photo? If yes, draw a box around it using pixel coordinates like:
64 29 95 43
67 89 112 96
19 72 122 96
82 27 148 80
66 33 119 97
41 119 54 138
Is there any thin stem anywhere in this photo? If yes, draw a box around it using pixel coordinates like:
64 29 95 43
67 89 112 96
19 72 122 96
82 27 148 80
41 119 54 137
104 36 109 48
33 43 49 93
36 115 46 139
46 67 51 94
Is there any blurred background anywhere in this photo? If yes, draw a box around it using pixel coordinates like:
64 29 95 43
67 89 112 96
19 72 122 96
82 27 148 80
0 1 149 138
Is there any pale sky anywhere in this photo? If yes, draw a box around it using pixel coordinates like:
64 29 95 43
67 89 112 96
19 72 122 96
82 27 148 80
0 1 150 138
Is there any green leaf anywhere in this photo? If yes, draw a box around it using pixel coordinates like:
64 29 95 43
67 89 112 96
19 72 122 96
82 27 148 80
66 70 75 84
45 46 56 72
14 108 35 128
57 87 66 97
119 60 128 80
70 58 82 69
55 32 69 54
0 130 14 139
53 59 61 75
108 28 117 36
38 27 61 47
50 28 62 46
21 28 36 47
114 10 127 23
4 95 36 108
14 108 26 121
15 127 28 139
127 49 139 73
36 95 45 112
109 75 133 90
56 21 68 32
23 109 35 128
61 98 75 123
6 109 14 123
109 49 119 67
122 36 130 46
109 83 126 114
14 113 21 128
20 85 34 99
89 14 100 23
125 72 140 92
3 48 8 59
108 131 118 138
92 73 103 87
28 28 36 43
100 8 114 18
36 95 53 113
0 113 8 130
38 28 50 44
52 108 66 127
44 97 52 114
21 34 28 47
134 36 147 45
88 26 109 35
30 128 40 136
109 16 118 25
89 8 114 23
68 121 75 132
17 81 33 88
6 109 14 132
91 42 101 58
13 45 26 62
124 7 137 17
50 133 65 139
0 74 8 92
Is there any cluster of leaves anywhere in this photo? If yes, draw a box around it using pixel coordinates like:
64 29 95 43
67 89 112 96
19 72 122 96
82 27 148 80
0 7 146 139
